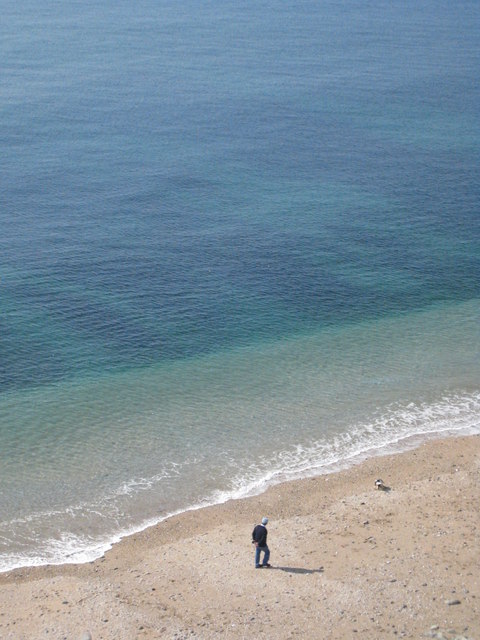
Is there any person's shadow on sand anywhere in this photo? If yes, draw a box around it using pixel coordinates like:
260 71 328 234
271 566 324 575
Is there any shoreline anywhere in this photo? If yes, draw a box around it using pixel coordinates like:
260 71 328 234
1 424 476 576
0 418 477 576
1 433 479 639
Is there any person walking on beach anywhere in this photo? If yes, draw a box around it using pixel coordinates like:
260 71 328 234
252 517 271 568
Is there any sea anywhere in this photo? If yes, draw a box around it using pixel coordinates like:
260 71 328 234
1 0 479 573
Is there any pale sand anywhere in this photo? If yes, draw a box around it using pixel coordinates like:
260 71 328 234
1 435 479 640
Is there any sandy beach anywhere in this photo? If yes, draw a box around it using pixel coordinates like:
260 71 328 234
1 434 478 640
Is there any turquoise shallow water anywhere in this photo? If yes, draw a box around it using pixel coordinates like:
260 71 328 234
1 0 479 571
1 300 479 569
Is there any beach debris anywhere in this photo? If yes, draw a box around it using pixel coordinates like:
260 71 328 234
445 599 461 605
426 626 471 640
80 632 92 640
375 479 390 491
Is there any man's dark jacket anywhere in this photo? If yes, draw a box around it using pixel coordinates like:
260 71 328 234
252 523 268 547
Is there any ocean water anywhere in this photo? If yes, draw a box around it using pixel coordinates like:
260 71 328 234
1 0 479 572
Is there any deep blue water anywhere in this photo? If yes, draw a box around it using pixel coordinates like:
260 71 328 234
1 0 479 570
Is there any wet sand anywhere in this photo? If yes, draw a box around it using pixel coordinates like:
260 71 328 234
1 434 479 639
